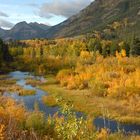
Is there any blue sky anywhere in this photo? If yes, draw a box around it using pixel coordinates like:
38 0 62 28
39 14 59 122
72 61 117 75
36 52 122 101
0 0 93 29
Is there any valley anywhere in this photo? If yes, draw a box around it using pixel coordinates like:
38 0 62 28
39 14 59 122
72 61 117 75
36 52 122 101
0 0 140 139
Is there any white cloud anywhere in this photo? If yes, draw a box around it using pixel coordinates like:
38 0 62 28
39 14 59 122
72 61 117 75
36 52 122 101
0 19 14 29
0 11 9 17
38 0 94 18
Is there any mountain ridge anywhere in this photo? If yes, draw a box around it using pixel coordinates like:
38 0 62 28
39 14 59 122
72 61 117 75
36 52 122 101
46 0 140 38
0 22 51 40
0 0 140 40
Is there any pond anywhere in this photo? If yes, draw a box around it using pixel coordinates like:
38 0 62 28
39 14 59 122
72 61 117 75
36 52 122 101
4 71 59 117
94 117 140 134
4 71 140 134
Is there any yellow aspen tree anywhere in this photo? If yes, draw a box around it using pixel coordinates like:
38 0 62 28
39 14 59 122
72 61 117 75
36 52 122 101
121 49 126 57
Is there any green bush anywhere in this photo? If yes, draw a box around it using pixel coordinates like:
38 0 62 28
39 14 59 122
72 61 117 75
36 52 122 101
25 112 47 134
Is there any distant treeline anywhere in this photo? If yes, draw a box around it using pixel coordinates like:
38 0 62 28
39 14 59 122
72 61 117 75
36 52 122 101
0 27 139 74
0 39 12 73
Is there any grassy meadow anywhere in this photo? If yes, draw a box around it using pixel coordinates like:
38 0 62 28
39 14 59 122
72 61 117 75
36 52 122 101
41 55 140 124
0 32 140 139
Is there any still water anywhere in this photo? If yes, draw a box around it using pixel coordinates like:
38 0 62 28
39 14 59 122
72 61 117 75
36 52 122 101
4 71 140 134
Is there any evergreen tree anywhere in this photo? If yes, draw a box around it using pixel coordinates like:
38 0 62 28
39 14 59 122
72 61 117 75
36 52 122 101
130 37 140 56
0 38 12 62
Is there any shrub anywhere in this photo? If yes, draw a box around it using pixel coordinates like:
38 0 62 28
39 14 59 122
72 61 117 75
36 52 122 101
56 69 74 84
79 51 95 65
107 72 120 79
109 86 140 99
79 80 89 90
25 112 47 134
89 80 108 97
0 124 5 140
122 65 136 74
42 95 57 107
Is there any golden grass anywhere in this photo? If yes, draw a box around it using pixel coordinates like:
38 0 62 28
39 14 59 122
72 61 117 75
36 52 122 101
0 76 36 96
1 96 140 140
26 78 42 87
0 78 19 94
18 89 36 96
40 74 140 124
42 95 57 107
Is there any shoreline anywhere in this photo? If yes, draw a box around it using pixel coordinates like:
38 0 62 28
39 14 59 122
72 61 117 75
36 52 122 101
40 75 140 125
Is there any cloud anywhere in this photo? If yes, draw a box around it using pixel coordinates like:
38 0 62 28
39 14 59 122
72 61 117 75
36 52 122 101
38 0 94 18
26 3 39 8
0 19 14 29
0 11 9 17
43 22 52 26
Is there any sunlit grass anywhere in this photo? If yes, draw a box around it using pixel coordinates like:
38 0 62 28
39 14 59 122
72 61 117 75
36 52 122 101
18 89 36 96
0 96 140 140
26 78 42 87
41 65 140 124
42 95 57 107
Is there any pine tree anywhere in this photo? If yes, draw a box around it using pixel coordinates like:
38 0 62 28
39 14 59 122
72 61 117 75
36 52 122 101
130 37 140 56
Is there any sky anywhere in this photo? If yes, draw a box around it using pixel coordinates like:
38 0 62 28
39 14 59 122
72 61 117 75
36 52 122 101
0 0 94 29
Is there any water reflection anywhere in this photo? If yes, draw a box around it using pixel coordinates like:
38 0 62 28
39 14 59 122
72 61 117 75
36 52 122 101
5 71 140 134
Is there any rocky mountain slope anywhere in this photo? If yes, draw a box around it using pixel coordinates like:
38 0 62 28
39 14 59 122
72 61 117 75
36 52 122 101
0 0 140 40
46 0 140 38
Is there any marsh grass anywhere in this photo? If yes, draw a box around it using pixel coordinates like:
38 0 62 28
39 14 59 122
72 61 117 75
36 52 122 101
26 78 42 87
0 75 9 79
44 75 59 85
42 95 57 107
18 89 36 96
0 78 140 140
40 75 140 124
1 96 140 140
0 76 36 96
0 77 18 94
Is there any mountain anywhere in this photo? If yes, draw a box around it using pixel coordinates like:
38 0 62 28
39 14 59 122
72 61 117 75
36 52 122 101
0 22 51 40
29 22 50 31
46 0 140 38
0 28 8 39
0 0 140 40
